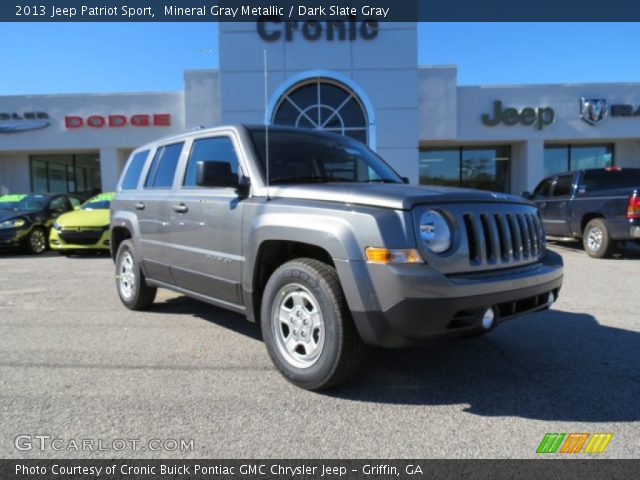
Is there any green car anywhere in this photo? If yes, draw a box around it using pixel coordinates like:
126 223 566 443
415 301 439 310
49 192 114 253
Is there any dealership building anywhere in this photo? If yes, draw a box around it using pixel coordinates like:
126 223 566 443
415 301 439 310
2 22 640 196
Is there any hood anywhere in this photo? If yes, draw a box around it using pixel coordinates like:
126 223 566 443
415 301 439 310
267 183 530 210
0 210 35 222
56 209 110 227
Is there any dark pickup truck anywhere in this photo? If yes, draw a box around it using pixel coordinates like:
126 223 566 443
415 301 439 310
527 167 640 258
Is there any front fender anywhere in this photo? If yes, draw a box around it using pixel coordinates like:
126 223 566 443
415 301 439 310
242 205 415 316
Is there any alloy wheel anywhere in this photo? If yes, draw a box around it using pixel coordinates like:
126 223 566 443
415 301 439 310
271 283 325 369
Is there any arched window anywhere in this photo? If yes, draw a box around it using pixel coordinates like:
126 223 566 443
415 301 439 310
272 78 369 145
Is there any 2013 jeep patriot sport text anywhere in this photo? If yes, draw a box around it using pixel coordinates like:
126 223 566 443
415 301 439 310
111 125 564 390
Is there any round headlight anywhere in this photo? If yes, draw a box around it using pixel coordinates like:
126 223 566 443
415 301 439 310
419 210 452 253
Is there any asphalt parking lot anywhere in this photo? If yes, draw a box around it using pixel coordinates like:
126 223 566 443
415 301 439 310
1 243 639 459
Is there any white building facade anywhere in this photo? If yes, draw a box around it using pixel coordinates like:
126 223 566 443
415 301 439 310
1 22 639 196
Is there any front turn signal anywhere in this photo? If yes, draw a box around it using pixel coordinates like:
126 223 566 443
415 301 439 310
365 247 423 264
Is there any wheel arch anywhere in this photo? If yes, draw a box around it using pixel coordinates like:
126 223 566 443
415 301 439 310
249 240 337 324
581 212 606 236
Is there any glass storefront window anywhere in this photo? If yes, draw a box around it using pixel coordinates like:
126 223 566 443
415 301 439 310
419 149 459 187
30 154 101 195
31 159 48 192
544 144 613 177
571 145 613 170
419 146 511 192
543 146 569 178
461 146 511 192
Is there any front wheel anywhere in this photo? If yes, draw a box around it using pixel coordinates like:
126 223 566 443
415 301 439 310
26 227 48 255
115 239 156 310
583 218 613 258
260 258 364 391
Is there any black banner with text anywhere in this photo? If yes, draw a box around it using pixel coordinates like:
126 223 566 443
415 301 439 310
6 0 640 22
1 459 638 480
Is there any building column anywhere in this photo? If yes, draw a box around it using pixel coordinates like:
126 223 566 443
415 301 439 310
99 148 128 192
511 140 544 195
0 154 31 194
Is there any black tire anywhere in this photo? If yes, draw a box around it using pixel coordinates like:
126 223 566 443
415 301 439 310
260 258 364 391
25 227 48 255
115 239 156 310
583 218 613 258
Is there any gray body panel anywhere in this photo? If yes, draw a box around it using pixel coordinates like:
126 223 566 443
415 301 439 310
111 125 564 347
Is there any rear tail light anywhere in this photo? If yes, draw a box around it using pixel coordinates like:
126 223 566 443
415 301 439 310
628 193 640 219
605 166 622 171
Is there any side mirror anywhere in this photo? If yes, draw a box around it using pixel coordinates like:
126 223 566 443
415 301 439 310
401 177 410 184
522 191 532 200
196 161 240 188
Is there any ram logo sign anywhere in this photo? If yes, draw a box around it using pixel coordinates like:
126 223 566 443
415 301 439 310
537 433 612 454
580 97 608 125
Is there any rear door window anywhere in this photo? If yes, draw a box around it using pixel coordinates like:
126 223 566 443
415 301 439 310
144 143 184 189
552 175 574 197
121 150 149 190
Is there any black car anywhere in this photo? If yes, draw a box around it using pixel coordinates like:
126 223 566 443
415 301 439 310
526 167 640 258
0 193 82 254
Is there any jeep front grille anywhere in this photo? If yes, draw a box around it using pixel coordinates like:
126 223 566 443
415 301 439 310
462 211 544 265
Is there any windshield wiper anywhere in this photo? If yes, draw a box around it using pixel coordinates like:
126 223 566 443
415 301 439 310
365 178 401 184
270 175 352 185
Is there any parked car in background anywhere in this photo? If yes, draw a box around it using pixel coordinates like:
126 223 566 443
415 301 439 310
526 167 640 258
0 193 82 254
49 192 115 254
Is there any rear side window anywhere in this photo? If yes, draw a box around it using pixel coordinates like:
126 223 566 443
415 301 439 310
121 150 149 190
583 170 640 191
183 136 239 187
145 143 184 189
69 196 82 209
552 175 574 197
49 196 70 212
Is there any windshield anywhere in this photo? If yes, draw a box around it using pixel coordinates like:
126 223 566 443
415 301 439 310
81 192 114 210
248 129 403 185
0 194 48 211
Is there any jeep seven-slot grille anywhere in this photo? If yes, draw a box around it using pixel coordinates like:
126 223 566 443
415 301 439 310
462 211 544 265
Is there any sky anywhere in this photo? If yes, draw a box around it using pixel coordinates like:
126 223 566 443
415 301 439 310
2 22 640 95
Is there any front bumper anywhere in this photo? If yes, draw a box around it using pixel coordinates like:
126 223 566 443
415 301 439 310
342 249 564 347
0 227 30 248
49 227 110 250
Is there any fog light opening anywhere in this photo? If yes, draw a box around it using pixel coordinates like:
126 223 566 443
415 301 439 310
547 291 556 306
481 308 496 330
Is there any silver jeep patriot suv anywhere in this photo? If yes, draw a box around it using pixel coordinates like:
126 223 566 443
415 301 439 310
111 125 563 390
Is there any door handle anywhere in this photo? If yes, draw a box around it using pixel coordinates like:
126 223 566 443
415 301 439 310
173 204 188 213
134 202 145 210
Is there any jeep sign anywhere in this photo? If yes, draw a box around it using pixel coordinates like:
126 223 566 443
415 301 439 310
481 100 555 130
